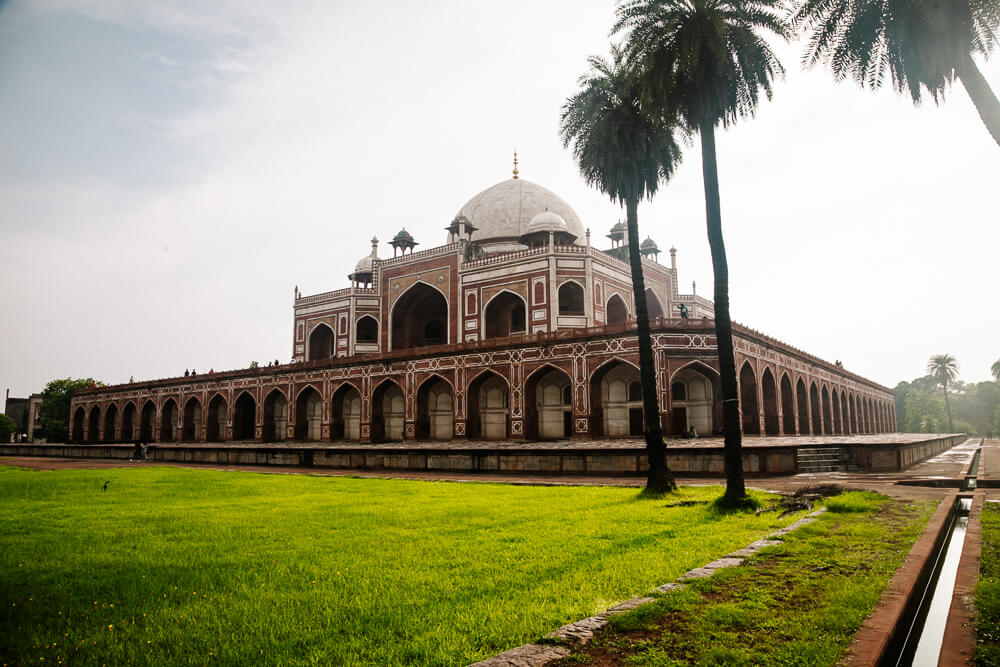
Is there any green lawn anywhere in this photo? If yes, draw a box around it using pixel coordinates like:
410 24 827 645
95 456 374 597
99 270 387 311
553 491 937 666
976 500 1000 665
0 466 804 666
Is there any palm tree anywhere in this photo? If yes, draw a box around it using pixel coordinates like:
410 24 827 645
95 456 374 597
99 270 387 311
614 0 786 503
992 358 1000 381
560 44 684 492
790 0 1000 147
927 353 959 431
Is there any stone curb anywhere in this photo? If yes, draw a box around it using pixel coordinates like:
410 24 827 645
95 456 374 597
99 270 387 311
468 507 827 666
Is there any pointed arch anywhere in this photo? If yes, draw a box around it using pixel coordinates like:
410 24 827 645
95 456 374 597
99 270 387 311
483 289 527 338
233 391 257 441
467 370 509 440
121 401 136 442
183 396 202 442
524 364 573 440
821 386 832 435
605 294 629 326
808 382 821 435
849 393 858 434
416 374 454 440
739 362 760 436
87 405 101 442
140 400 156 442
72 407 85 442
262 389 287 442
796 379 809 436
331 382 362 441
390 280 449 350
670 362 721 436
104 403 118 442
780 372 795 435
831 387 842 435
294 385 322 441
644 288 664 323
307 323 335 361
839 390 850 435
159 398 179 442
761 368 779 435
206 394 227 442
557 280 585 316
355 316 379 344
590 358 643 438
371 378 404 442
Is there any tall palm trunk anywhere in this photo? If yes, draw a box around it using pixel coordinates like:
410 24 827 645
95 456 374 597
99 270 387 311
942 381 954 432
699 120 745 501
958 54 1000 148
625 197 675 492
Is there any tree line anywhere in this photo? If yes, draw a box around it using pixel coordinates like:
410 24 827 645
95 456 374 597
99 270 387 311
895 355 1000 436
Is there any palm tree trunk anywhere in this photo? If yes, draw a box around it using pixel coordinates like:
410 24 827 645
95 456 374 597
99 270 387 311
942 382 954 432
699 120 745 501
958 54 1000 148
625 196 675 492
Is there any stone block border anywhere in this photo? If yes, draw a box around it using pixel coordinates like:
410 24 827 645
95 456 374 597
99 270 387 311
469 508 827 666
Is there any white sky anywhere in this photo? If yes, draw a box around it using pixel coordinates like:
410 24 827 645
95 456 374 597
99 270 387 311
1 0 998 398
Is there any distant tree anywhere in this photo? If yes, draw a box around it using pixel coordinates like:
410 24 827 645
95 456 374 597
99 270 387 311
38 378 100 443
560 44 684 492
927 354 959 431
0 414 15 442
904 388 946 433
790 0 1000 146
615 0 786 504
992 358 1000 382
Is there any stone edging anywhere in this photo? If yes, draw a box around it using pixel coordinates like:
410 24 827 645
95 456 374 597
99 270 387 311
940 490 984 664
468 508 828 666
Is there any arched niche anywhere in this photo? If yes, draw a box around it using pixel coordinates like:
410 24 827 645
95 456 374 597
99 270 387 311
356 316 378 345
483 291 526 339
88 405 101 442
262 390 287 442
206 395 226 442
294 386 322 441
390 282 448 350
739 363 760 436
590 360 643 438
160 398 178 442
606 295 628 326
104 404 118 442
233 392 256 441
467 371 509 440
780 373 795 435
524 365 573 440
416 376 453 440
669 363 720 436
140 401 156 442
331 384 361 441
371 380 404 442
308 324 334 361
183 397 202 442
121 402 136 442
557 281 584 316
761 368 779 435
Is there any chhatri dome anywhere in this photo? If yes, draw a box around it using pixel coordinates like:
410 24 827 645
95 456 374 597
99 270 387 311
449 155 586 254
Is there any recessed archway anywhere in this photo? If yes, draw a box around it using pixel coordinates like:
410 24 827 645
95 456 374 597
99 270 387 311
832 388 842 435
262 390 287 442
606 295 628 326
809 383 821 435
183 397 202 442
483 291 527 339
590 359 643 438
780 373 795 435
103 404 118 442
416 376 453 440
669 363 720 436
849 394 858 434
140 401 156 442
524 365 573 440
467 370 509 440
71 407 85 442
331 384 361 441
821 387 833 435
390 282 448 350
739 363 760 436
121 402 136 442
761 369 779 435
88 405 101 442
206 395 227 442
558 281 584 316
294 386 322 441
159 399 178 442
371 380 404 442
356 316 378 344
233 392 256 441
796 379 809 436
307 324 334 361
645 289 664 323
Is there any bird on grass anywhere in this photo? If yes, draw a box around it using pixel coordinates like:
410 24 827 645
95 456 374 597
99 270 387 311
102 481 111 491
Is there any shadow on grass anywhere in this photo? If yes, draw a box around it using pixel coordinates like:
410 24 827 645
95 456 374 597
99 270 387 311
710 493 761 514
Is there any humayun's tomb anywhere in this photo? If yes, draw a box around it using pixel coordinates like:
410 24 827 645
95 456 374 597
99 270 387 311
49 162 947 476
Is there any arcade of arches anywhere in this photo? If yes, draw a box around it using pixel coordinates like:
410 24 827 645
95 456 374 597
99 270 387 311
70 355 895 444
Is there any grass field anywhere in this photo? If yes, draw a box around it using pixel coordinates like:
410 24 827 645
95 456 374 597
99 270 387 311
553 491 938 666
0 466 806 666
976 500 1000 665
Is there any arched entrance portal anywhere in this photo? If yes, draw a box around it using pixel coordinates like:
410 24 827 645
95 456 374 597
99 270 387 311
558 282 584 316
484 292 526 339
606 295 628 326
262 390 287 442
331 384 361 441
467 371 509 440
670 365 719 436
159 399 178 442
206 396 226 442
796 379 809 436
809 383 821 435
140 401 156 442
821 387 833 435
371 380 404 442
590 361 643 438
739 363 760 436
183 398 202 442
295 387 322 441
416 377 453 440
391 283 447 350
307 324 334 361
780 374 795 435
645 289 664 323
524 366 572 440
72 407 85 442
121 402 136 442
832 388 842 434
761 369 779 435
88 406 101 442
233 393 256 440
104 404 118 442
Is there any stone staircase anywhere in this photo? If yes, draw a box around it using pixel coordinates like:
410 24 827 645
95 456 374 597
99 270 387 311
796 447 864 473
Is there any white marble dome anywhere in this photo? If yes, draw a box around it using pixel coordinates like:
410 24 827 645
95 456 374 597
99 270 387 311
525 210 569 235
452 178 585 253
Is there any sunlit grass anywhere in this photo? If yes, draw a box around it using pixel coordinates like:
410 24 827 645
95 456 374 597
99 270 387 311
0 466 804 666
975 501 1000 665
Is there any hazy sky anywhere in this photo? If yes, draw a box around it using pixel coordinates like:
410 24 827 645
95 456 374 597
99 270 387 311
1 0 998 399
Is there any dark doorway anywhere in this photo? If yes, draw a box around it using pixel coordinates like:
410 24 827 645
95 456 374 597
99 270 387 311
391 283 448 350
233 393 256 440
308 324 334 361
484 292 527 339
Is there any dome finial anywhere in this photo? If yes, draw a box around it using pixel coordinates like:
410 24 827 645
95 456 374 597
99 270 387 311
512 150 519 179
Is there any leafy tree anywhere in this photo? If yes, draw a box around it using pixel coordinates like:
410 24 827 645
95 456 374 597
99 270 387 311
560 44 683 492
903 388 946 432
615 0 786 503
790 0 1000 147
38 378 99 443
992 358 1000 382
0 414 15 442
927 354 959 431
